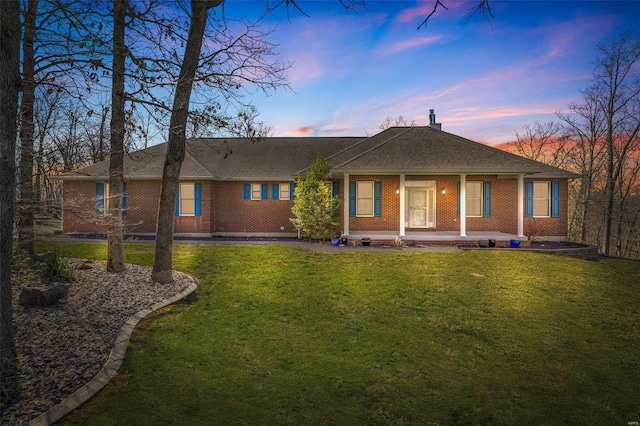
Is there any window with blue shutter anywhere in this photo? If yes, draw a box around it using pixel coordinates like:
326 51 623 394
331 181 340 217
525 181 534 217
349 181 356 217
290 183 296 200
96 182 105 215
243 183 251 200
374 181 382 217
551 181 560 218
272 183 280 200
194 183 202 217
483 181 491 217
175 185 180 216
261 183 268 200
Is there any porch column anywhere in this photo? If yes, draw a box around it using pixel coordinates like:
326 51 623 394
517 174 525 237
399 174 406 236
343 173 350 236
459 174 467 237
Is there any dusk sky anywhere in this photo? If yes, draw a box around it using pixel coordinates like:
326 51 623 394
221 0 640 145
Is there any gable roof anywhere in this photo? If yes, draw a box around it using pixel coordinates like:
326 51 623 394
58 127 578 181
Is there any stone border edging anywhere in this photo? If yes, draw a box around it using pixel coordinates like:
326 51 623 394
28 274 199 426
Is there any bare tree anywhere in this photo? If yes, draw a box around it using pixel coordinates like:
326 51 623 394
105 0 127 272
513 121 568 168
0 0 21 401
558 88 608 243
592 30 640 256
152 0 223 283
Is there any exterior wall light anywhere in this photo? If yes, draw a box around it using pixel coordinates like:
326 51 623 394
441 187 446 195
395 188 400 195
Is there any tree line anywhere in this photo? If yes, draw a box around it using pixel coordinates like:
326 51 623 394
506 30 640 260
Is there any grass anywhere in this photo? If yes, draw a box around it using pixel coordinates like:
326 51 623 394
36 241 640 425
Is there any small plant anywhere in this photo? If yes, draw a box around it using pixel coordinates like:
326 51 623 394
40 251 75 282
11 241 33 272
0 349 18 410
392 236 406 248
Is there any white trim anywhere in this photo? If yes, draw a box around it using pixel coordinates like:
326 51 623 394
459 174 466 237
404 180 436 188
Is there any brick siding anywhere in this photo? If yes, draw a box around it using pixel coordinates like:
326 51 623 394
62 175 569 238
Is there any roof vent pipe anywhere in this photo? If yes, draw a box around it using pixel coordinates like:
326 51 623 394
429 109 441 130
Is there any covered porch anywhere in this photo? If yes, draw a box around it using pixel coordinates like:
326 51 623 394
345 230 526 247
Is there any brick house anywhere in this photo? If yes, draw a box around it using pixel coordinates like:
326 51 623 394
58 124 578 245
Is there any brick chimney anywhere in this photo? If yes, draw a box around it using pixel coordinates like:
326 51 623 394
429 109 442 130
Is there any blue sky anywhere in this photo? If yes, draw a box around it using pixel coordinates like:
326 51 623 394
220 0 640 144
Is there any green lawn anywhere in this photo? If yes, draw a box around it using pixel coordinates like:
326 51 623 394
39 242 640 425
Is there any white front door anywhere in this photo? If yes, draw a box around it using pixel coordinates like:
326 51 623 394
409 188 435 228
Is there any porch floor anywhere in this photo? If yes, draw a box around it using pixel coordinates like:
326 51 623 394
347 231 523 242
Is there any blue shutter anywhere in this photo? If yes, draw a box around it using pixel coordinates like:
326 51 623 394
483 181 492 217
272 183 280 200
122 183 126 217
194 183 202 216
96 182 104 215
551 181 560 218
290 183 296 200
332 181 340 197
243 183 251 200
456 181 460 217
261 183 268 200
175 184 180 216
374 181 382 217
349 181 356 217
525 181 534 217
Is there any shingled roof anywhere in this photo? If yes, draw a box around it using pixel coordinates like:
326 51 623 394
59 127 578 181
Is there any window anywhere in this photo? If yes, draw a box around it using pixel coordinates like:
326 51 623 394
466 182 483 217
526 181 560 218
96 182 126 216
176 182 202 216
457 181 491 217
180 183 196 215
533 181 550 217
279 183 290 200
349 181 381 217
356 181 374 217
251 183 262 200
96 182 109 215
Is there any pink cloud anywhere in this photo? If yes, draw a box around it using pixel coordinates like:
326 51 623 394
375 35 443 57
291 126 316 136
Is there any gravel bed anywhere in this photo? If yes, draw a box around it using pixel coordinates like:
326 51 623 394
2 260 193 425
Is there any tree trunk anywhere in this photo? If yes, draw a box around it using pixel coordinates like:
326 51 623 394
107 0 126 273
18 0 38 256
152 0 221 283
0 0 21 396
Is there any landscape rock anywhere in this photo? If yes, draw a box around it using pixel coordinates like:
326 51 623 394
18 284 69 307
